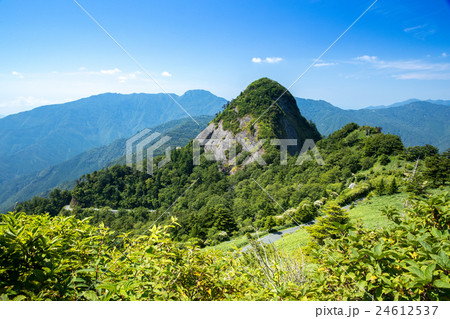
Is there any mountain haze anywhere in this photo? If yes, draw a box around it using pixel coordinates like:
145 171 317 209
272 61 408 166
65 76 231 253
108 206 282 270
365 99 450 110
296 98 450 151
0 90 226 182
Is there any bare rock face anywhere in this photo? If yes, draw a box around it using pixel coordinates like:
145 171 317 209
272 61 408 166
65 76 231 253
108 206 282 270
195 118 264 172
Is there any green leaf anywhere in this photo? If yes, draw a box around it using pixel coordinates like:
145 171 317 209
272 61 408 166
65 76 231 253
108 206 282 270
440 251 449 267
405 259 419 268
431 228 442 239
419 240 432 252
424 263 436 282
96 283 117 293
433 280 450 289
374 243 383 257
13 295 27 301
408 266 425 280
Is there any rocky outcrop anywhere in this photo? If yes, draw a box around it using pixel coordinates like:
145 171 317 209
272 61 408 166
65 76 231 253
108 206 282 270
195 118 264 172
194 78 322 173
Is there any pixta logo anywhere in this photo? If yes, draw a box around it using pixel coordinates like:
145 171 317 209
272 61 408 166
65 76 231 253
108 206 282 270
126 129 172 175
193 138 324 166
127 132 324 176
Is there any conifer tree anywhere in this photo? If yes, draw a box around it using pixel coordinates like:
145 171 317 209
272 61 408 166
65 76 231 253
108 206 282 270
306 204 351 250
387 178 398 195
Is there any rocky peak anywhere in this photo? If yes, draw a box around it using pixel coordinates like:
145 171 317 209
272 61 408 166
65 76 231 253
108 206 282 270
195 78 321 172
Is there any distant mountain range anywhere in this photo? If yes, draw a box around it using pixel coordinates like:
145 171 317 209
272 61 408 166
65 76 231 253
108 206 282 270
0 88 448 212
0 116 213 213
0 90 226 183
296 98 450 151
364 99 450 110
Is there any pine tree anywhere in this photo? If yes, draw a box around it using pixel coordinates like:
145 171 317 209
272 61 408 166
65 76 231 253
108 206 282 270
376 178 385 195
213 205 237 232
306 204 351 246
424 154 450 187
387 178 398 195
264 216 276 231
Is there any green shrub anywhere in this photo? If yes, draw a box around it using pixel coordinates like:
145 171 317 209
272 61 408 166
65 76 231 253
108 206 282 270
379 154 390 166
0 214 274 300
304 193 450 300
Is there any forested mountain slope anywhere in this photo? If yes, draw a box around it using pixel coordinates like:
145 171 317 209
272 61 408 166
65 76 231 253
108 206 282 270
296 98 450 151
0 116 213 213
0 90 226 182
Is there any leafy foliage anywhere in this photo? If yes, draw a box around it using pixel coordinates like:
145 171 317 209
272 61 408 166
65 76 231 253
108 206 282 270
423 151 450 187
0 213 277 300
304 193 450 300
405 145 439 161
364 134 404 157
306 204 351 248
3 193 448 300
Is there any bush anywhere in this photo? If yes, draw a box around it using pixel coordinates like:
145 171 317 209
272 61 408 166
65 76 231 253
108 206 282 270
387 178 399 195
405 145 439 161
336 182 372 206
264 216 276 231
0 214 275 300
304 193 450 300
424 154 450 187
364 134 404 157
375 178 385 195
306 204 351 248
360 157 376 170
379 154 390 166
293 200 319 224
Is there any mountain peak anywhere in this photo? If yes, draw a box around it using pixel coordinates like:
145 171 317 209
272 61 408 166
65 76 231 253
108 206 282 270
196 78 321 171
213 77 320 141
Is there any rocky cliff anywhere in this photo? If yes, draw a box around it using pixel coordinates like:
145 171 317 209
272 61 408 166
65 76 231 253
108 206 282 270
195 78 321 172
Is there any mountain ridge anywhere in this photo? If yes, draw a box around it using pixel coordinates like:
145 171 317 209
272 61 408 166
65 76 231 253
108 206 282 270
296 98 450 151
0 90 226 183
364 99 450 110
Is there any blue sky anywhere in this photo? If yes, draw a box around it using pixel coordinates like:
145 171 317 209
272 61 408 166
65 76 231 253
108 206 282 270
1 0 450 115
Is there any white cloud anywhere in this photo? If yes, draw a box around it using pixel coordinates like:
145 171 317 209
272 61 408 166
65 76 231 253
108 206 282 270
100 68 121 75
393 73 450 80
265 57 283 64
0 96 52 115
161 71 172 77
12 71 24 79
378 60 445 71
118 71 141 83
314 62 337 67
404 24 427 33
355 55 450 80
357 56 449 71
78 67 87 71
252 57 283 64
442 52 448 58
356 55 379 63
403 24 435 40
